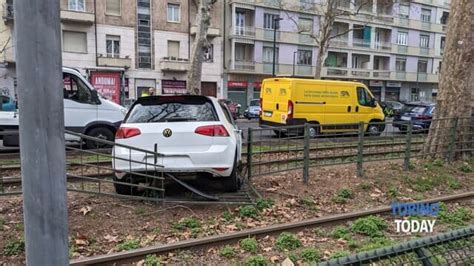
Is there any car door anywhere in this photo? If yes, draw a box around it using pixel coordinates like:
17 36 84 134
220 101 242 161
355 87 376 128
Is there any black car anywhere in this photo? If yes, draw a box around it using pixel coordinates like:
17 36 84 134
393 102 435 133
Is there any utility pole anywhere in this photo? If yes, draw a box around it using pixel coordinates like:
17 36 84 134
14 0 69 265
272 17 283 77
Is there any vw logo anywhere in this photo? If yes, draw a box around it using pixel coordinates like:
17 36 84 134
163 128 172 138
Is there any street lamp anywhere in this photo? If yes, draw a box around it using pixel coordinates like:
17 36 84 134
292 51 298 77
272 17 283 77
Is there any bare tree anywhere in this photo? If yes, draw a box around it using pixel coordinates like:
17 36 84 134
187 0 217 95
423 0 473 160
278 0 393 79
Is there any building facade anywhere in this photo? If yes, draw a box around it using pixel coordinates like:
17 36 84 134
223 0 450 109
0 0 224 105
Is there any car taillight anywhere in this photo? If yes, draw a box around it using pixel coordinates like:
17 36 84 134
195 125 229 137
287 100 294 120
259 98 263 117
115 127 141 139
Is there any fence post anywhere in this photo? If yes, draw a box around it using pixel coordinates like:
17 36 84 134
357 122 364 178
447 117 459 162
303 124 310 184
247 127 253 179
404 121 413 171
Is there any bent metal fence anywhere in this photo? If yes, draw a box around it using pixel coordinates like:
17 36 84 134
246 117 474 182
319 226 474 265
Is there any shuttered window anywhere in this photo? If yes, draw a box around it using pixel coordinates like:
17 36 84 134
167 41 179 60
63 31 87 53
106 0 121 16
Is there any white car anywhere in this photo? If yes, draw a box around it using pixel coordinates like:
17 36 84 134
112 95 242 194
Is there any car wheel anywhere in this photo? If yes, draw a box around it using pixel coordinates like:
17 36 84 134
113 174 139 195
308 125 319 138
222 158 241 192
367 123 382 136
85 127 114 149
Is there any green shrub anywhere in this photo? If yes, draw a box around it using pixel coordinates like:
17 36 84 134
222 211 233 221
144 255 160 266
4 239 25 256
240 237 258 253
459 164 472 173
351 216 388 238
288 253 299 263
331 226 351 240
239 205 259 218
116 239 140 251
244 255 269 266
275 232 302 251
220 246 237 259
387 186 398 199
256 199 273 210
300 248 320 262
338 188 354 199
173 217 201 230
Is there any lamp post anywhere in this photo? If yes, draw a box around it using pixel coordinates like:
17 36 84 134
292 51 298 77
272 17 283 77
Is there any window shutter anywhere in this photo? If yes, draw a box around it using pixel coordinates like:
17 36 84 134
63 31 87 53
168 41 179 59
106 0 121 16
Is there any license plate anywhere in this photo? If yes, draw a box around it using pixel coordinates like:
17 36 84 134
401 116 411 121
264 111 272 117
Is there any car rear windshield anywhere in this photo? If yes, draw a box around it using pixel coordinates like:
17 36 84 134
125 96 218 123
249 100 260 106
402 105 427 114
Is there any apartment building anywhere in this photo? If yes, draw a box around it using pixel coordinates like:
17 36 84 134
223 0 451 108
0 0 224 105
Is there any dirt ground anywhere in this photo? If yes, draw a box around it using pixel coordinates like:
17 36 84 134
0 158 473 265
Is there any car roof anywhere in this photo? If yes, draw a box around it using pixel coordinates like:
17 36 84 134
406 101 435 107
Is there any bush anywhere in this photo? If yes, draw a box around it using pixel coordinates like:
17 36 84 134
275 232 302 251
240 237 258 253
244 255 269 266
300 248 320 262
351 216 388 238
256 199 273 210
116 239 140 251
239 205 259 218
220 246 237 259
173 217 201 230
4 239 25 256
144 255 160 266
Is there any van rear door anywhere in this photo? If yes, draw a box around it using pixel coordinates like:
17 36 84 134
260 79 291 125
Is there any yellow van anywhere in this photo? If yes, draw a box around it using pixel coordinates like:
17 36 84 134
259 78 385 137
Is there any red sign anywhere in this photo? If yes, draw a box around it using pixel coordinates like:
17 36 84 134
162 80 187 94
253 82 261 89
90 72 121 104
227 81 248 88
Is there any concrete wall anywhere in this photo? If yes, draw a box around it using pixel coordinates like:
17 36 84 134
96 25 136 69
61 24 96 71
96 0 136 27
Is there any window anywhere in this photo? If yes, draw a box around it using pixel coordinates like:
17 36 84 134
63 31 87 53
63 73 97 104
299 18 313 33
167 4 180 22
411 88 419 101
68 0 85 11
106 35 120 58
440 12 449 25
203 44 213 62
420 34 430 48
440 36 446 51
396 58 406 71
219 102 235 125
106 0 121 16
438 61 442 73
264 13 280 30
397 31 408 46
297 49 312 65
357 87 373 106
418 60 428 73
399 4 409 18
421 8 431 22
263 47 279 63
167 41 179 60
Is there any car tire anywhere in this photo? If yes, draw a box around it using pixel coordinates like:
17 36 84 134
367 123 382 136
308 124 320 138
113 174 139 195
222 158 241 192
85 127 114 149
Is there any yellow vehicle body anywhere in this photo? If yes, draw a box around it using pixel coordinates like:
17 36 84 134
259 78 385 134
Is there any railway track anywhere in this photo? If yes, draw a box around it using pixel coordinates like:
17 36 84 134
0 148 112 161
69 191 474 265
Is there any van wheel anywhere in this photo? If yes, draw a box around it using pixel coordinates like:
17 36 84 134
85 127 114 149
113 175 139 195
308 125 319 138
222 158 242 192
367 123 382 136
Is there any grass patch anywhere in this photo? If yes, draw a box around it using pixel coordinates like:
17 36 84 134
220 246 237 259
331 226 351 240
438 203 473 227
222 211 233 221
387 186 398 199
173 217 201 230
256 198 273 210
300 248 320 262
357 237 394 252
275 232 302 251
144 254 161 266
300 196 317 211
240 237 258 253
459 164 472 173
328 250 350 260
244 255 269 266
116 239 140 251
239 205 259 218
359 183 372 191
333 188 354 204
351 216 388 238
4 238 25 256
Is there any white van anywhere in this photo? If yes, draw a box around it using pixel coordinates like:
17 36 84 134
0 67 127 148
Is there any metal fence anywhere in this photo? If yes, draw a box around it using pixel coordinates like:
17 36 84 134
246 117 474 181
319 226 474 265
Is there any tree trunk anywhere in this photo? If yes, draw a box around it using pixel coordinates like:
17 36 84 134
187 0 214 95
314 43 326 79
423 0 473 160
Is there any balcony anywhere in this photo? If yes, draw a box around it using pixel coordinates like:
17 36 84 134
231 26 256 38
3 3 13 23
372 70 390 78
60 10 95 24
159 58 189 72
97 56 132 69
329 37 349 48
190 26 220 37
233 60 255 71
299 34 313 44
353 38 371 49
374 41 392 51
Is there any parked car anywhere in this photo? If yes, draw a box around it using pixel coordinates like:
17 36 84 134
220 99 241 120
385 101 405 112
113 95 243 194
380 101 404 118
243 99 261 120
393 102 435 133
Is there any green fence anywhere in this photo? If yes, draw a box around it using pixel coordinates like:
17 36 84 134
246 117 474 181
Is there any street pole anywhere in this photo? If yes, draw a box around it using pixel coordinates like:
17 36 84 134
292 51 297 77
14 0 69 265
272 18 282 77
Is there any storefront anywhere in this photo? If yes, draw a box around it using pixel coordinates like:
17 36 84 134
89 72 122 104
385 82 401 101
369 81 383 101
201 82 217 97
227 81 248 110
162 80 187 94
135 79 157 98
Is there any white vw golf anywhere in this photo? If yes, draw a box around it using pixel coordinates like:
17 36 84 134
112 95 242 194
